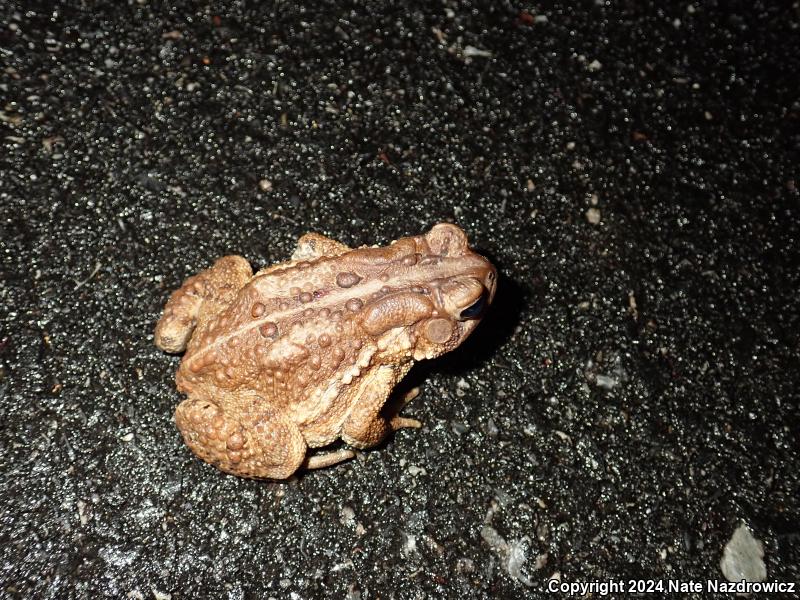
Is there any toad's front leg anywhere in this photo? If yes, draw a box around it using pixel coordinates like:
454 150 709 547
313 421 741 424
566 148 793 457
341 364 422 450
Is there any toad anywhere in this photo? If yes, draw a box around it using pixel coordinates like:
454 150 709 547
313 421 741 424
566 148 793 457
155 223 496 479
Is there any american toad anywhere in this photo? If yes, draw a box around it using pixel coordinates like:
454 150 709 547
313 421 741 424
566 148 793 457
155 223 496 479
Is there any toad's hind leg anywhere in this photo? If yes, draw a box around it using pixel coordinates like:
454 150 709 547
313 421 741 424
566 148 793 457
155 255 252 353
175 395 306 479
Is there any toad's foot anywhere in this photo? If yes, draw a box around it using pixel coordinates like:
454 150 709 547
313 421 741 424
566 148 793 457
303 449 357 470
155 255 252 353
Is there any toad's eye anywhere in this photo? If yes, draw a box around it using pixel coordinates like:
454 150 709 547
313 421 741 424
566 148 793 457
459 290 487 320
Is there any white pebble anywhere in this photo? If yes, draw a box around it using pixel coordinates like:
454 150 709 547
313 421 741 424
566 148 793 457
720 523 766 582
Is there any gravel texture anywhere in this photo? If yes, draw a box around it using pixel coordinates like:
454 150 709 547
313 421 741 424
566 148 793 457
1 1 798 598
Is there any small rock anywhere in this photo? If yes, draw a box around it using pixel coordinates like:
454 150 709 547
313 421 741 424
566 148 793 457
463 45 492 58
595 374 618 389
451 421 468 435
720 523 766 582
456 557 476 574
554 430 571 443
77 500 89 525
339 505 355 526
507 537 535 586
586 207 601 224
401 531 417 556
480 525 507 552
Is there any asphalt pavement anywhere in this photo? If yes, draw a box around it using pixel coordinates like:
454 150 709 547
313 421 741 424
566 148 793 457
1 1 798 598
